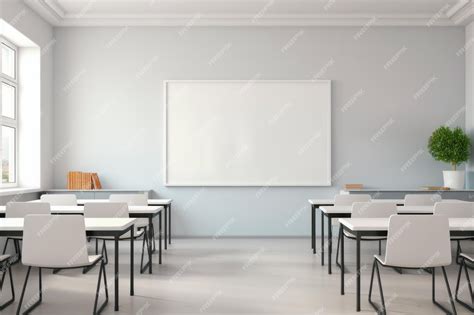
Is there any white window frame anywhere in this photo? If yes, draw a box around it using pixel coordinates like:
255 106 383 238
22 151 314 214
0 37 19 188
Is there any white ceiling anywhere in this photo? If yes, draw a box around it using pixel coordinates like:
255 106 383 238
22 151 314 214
25 0 474 26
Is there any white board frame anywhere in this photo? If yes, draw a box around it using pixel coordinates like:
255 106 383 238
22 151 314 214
163 80 331 187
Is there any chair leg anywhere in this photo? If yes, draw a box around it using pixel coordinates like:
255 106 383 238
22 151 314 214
13 240 21 263
456 241 462 265
102 240 108 265
368 259 386 315
0 260 15 310
455 258 474 311
16 266 42 315
93 260 109 315
140 228 151 274
84 241 107 274
95 239 99 255
378 240 382 256
432 267 457 315
2 238 10 255
335 227 341 268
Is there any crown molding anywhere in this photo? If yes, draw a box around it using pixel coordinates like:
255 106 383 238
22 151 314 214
446 0 474 25
24 0 462 27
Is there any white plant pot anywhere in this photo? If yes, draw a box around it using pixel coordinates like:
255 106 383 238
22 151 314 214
442 170 465 190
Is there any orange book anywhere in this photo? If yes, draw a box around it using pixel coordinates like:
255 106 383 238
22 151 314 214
92 173 102 189
81 172 93 190
68 171 83 189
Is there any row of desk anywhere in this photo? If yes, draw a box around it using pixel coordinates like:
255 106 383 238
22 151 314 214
0 217 136 312
0 198 174 312
308 198 474 312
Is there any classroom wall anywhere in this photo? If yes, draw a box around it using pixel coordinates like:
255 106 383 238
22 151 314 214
53 26 465 236
1 0 54 190
466 22 474 188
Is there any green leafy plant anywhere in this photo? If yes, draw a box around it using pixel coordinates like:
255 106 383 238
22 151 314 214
428 126 471 170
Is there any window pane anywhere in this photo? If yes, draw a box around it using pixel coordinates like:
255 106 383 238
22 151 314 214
1 83 15 119
2 126 15 183
1 44 15 78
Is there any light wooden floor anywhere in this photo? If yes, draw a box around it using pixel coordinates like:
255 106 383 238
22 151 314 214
1 238 473 314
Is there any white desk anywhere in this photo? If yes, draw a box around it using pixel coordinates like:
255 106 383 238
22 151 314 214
318 203 465 274
0 205 164 268
33 198 174 249
308 199 406 258
338 217 474 312
309 198 464 266
0 217 137 312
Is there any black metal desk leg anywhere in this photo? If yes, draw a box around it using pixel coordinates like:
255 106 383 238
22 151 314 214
164 206 168 250
147 217 153 274
159 212 162 264
341 224 345 295
168 204 171 244
328 214 332 274
130 225 134 296
356 233 361 312
311 205 315 252
114 236 119 311
321 211 324 266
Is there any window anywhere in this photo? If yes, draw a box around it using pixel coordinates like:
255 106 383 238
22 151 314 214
0 38 18 186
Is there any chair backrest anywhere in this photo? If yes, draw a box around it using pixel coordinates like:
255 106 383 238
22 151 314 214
84 202 129 218
109 194 147 206
351 202 397 218
403 194 441 206
433 202 474 218
6 202 50 218
22 215 89 268
384 215 451 268
334 194 371 206
40 194 77 206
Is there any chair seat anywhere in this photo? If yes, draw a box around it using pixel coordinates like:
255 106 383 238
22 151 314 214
344 230 387 241
26 254 103 269
95 228 145 240
0 254 11 263
460 253 474 263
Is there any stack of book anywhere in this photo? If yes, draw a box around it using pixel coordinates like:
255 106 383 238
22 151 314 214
67 171 102 190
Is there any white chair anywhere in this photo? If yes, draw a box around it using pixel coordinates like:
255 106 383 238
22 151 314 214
0 254 14 310
403 194 441 206
40 194 77 206
334 194 372 206
369 215 455 314
434 202 474 264
84 203 151 274
17 215 108 314
2 202 51 262
109 194 147 206
336 202 397 269
109 194 153 248
455 252 473 311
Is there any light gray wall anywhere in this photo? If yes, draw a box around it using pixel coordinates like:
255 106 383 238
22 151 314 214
466 22 474 188
1 0 54 190
53 26 465 236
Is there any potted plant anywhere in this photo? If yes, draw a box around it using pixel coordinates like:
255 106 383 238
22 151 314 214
428 126 471 189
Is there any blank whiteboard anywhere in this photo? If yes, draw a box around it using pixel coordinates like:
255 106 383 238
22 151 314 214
164 80 331 186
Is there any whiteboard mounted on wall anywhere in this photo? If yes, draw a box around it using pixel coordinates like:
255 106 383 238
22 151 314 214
164 80 331 186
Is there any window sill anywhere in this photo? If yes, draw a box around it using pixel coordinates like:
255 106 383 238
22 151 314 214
0 187 41 197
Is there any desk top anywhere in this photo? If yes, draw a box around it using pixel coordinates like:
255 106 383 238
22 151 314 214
308 199 403 205
309 199 463 206
339 218 474 232
0 218 137 231
31 199 173 205
0 205 163 215
321 205 435 214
